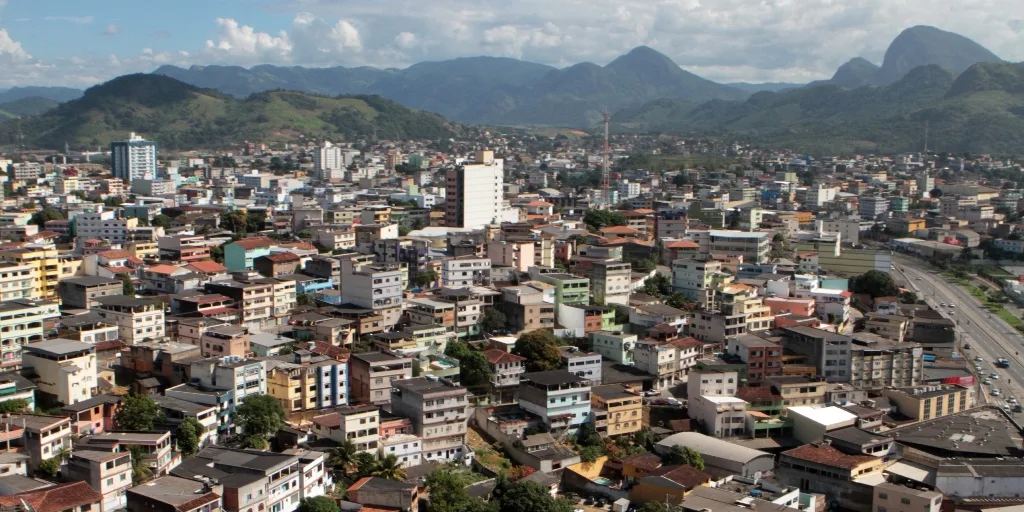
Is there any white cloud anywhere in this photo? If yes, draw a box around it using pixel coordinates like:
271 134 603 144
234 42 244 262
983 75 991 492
103 24 119 36
43 15 93 24
394 31 417 49
0 29 32 65
291 12 362 61
204 17 293 64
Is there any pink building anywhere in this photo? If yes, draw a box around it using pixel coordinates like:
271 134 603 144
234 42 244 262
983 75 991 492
764 297 816 317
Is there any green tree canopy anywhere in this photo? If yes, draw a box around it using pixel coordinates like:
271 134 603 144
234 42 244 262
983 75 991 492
495 480 573 512
297 497 340 512
115 392 163 431
152 214 172 229
663 445 705 471
445 341 494 388
373 453 407 480
29 207 64 229
413 269 438 289
849 270 900 298
175 417 202 458
235 394 285 449
583 210 627 231
424 468 495 512
512 330 563 372
120 273 135 296
480 308 508 333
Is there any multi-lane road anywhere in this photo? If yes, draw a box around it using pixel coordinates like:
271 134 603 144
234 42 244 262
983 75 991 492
893 254 1024 409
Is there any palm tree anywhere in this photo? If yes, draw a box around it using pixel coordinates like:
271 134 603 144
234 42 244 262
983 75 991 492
129 445 153 484
328 439 357 478
372 453 406 480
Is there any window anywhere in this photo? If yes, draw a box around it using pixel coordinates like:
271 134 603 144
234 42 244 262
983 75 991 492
900 499 910 505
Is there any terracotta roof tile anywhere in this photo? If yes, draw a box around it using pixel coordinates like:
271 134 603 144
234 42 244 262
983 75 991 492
186 260 228 274
231 236 274 250
665 240 700 249
145 264 183 275
647 464 712 489
782 443 876 469
98 250 131 259
264 253 300 263
483 349 527 365
622 452 663 471
600 225 643 235
0 481 102 512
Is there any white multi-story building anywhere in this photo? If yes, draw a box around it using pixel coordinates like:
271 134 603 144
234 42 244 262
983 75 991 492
445 150 506 228
94 296 165 344
379 433 423 468
339 258 403 327
591 260 631 306
441 257 491 287
0 262 36 301
111 132 157 183
75 209 140 246
634 340 678 390
313 141 346 181
311 405 381 453
22 339 97 405
189 357 266 433
391 378 470 464
0 299 60 369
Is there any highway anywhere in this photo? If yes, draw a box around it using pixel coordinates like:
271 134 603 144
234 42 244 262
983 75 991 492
893 254 1024 410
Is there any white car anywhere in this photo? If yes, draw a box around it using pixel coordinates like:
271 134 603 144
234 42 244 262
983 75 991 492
993 389 1002 396
991 373 1001 380
1009 397 1019 404
975 356 984 362
941 302 947 307
983 379 992 385
949 304 956 308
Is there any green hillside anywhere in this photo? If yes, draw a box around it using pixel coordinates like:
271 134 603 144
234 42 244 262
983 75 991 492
617 62 1024 155
0 74 459 149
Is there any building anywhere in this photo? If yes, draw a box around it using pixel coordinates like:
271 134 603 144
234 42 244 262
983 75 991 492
591 261 631 306
95 296 166 344
690 230 771 264
187 357 266 433
78 431 179 478
126 474 222 512
0 262 36 302
441 257 492 287
311 405 381 453
629 464 713 507
0 246 78 299
66 450 133 511
57 276 122 309
777 443 885 512
22 339 97 406
591 384 643 437
313 141 346 180
536 273 589 312
347 476 419 512
391 377 470 463
0 299 60 369
672 260 729 306
655 432 775 478
111 132 157 183
881 384 972 421
590 331 636 365
781 326 852 383
445 150 505 228
483 349 526 404
265 351 349 421
848 334 923 389
518 370 592 433
199 325 250 358
560 348 602 384
0 482 103 512
0 414 72 472
223 237 274 272
339 258 403 327
350 352 413 405
872 483 941 512
204 279 274 330
859 196 889 219
726 334 783 384
633 341 677 390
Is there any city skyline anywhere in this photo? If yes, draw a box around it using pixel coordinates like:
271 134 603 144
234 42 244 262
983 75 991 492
0 0 1023 87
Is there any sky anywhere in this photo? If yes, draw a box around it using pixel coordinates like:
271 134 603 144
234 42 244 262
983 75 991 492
0 0 1022 88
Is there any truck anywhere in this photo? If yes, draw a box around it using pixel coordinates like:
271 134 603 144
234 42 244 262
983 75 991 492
997 358 1011 368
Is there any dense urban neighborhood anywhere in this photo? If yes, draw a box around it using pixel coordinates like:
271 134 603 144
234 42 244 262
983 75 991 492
0 127 1020 512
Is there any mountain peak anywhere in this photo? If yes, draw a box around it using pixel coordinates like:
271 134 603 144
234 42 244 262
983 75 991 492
878 25 1001 83
829 57 881 87
608 46 678 70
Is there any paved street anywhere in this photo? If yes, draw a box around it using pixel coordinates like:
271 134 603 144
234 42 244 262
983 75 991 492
893 255 1024 410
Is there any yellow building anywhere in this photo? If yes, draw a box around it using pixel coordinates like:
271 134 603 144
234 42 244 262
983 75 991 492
127 242 157 260
881 384 972 421
266 355 349 423
0 246 80 299
629 464 712 506
591 384 643 437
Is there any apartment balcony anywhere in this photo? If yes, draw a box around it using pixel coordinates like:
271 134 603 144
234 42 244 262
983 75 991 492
423 411 468 425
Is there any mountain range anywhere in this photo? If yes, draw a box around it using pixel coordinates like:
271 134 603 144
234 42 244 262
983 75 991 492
0 74 459 149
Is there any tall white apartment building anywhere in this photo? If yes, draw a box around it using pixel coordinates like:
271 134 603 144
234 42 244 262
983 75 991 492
445 150 505 228
313 141 346 181
111 132 157 183
75 209 139 246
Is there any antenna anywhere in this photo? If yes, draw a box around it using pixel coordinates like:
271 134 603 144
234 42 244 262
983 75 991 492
923 120 930 154
602 109 611 208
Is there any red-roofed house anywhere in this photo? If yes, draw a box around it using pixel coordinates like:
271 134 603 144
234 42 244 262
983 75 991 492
483 349 526 403
254 252 302 278
778 443 886 510
224 236 275 271
661 239 701 264
0 481 102 512
630 464 712 506
599 225 648 241
185 259 228 277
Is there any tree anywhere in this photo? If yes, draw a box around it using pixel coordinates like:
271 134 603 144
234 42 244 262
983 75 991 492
220 210 247 234
0 399 28 413
398 225 411 236
175 417 202 458
120 273 135 296
297 497 340 512
353 452 378 479
578 445 603 463
373 453 407 480
211 243 226 263
129 445 153 483
246 211 267 233
506 465 536 482
38 457 61 478
495 480 573 512
480 308 508 333
637 503 669 512
235 394 285 449
899 291 918 304
663 445 705 471
152 214 172 229
583 209 627 231
104 196 123 207
328 439 358 478
575 421 602 447
424 468 495 512
641 273 673 298
849 270 900 298
29 207 64 229
413 269 438 289
512 331 563 372
115 392 162 431
445 341 494 388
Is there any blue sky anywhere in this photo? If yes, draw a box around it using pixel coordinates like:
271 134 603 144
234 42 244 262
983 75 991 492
0 0 1021 88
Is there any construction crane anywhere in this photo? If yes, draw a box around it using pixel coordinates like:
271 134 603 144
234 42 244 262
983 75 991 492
601 109 611 208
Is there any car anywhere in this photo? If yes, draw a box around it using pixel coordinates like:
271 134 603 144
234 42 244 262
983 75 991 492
965 343 972 350
642 390 660 397
975 356 984 362
991 373 1001 379
1010 396 1019 404
984 379 992 385
915 277 922 280
993 389 1002 396
949 304 956 308
941 302 946 307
